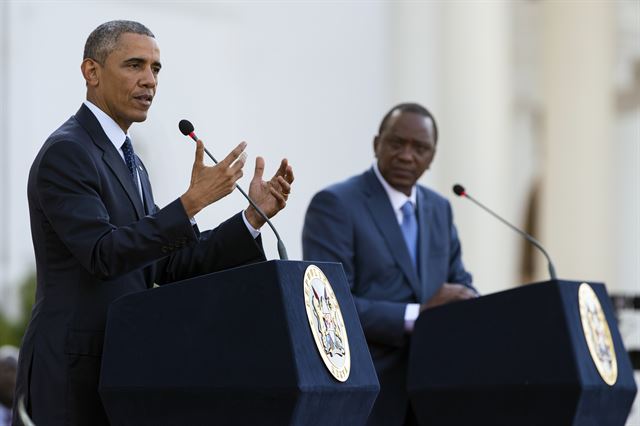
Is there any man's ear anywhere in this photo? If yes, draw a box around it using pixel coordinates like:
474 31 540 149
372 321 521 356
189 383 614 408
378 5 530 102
373 135 379 158
81 58 100 87
425 144 437 170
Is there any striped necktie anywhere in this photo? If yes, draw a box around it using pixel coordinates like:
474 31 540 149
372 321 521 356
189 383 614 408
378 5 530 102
121 136 140 196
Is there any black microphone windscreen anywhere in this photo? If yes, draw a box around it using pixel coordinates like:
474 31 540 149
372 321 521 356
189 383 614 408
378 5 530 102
179 119 195 136
453 184 466 196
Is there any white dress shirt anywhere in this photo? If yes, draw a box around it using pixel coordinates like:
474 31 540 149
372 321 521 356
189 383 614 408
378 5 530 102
372 163 421 333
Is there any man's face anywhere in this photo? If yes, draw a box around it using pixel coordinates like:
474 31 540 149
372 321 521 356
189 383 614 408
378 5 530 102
374 111 437 196
89 33 161 132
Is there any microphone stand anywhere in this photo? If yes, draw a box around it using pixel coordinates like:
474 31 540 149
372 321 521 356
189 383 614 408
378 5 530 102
180 123 288 260
454 185 557 280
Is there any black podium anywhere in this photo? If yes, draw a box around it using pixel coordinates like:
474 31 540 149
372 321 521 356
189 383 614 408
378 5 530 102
99 260 379 426
407 280 637 425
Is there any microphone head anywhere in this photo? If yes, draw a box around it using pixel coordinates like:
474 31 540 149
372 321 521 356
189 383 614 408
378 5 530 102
453 184 466 197
179 119 195 136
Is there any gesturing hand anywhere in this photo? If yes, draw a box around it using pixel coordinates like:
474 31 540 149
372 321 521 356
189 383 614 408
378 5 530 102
244 157 295 229
180 139 247 218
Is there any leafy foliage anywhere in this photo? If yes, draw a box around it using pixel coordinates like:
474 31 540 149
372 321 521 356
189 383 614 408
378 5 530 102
0 272 36 348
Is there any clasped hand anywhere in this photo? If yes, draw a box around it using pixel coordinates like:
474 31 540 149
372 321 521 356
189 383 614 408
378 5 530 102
419 283 478 313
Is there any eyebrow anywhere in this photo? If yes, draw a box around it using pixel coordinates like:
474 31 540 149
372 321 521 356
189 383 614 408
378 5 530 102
390 134 433 145
123 57 162 69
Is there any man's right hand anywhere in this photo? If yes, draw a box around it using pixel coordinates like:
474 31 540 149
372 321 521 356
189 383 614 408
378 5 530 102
180 139 247 218
420 283 478 312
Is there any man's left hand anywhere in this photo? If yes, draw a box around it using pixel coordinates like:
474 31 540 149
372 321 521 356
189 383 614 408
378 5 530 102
244 157 294 229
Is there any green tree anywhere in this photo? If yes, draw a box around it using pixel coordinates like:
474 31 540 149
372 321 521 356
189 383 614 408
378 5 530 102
0 271 36 347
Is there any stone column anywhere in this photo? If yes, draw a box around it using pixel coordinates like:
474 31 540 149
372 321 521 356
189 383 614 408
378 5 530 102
540 1 617 289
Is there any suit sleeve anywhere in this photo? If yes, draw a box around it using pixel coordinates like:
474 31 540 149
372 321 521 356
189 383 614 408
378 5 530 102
154 212 266 284
303 190 407 347
36 139 262 281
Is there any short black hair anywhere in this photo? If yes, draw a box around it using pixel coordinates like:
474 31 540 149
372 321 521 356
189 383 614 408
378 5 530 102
84 20 155 64
378 102 438 143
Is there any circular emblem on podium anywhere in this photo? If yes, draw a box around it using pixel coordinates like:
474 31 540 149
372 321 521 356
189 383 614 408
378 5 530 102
578 283 617 386
303 265 351 382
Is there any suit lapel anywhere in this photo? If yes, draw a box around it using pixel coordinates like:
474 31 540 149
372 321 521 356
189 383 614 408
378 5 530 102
74 105 145 219
102 148 145 219
417 188 434 300
137 158 156 215
362 169 421 299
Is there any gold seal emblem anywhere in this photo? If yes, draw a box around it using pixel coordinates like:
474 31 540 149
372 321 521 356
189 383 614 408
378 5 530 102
578 283 617 386
303 265 351 382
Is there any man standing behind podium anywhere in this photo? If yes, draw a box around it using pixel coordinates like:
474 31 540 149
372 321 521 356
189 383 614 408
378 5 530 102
302 103 476 426
13 20 293 426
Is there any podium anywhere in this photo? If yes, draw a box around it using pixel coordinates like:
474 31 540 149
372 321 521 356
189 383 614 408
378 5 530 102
407 280 637 425
99 260 379 426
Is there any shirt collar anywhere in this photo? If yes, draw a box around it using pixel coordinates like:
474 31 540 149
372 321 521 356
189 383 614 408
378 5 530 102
83 100 130 151
372 162 417 212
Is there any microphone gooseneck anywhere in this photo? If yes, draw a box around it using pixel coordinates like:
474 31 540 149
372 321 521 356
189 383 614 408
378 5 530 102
452 183 557 280
179 119 221 165
179 120 289 260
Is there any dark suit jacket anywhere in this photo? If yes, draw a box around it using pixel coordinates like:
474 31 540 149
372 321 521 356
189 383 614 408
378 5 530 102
13 104 265 425
302 168 473 426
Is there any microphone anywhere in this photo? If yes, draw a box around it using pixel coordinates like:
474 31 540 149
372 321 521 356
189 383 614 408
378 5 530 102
179 119 289 260
452 184 557 280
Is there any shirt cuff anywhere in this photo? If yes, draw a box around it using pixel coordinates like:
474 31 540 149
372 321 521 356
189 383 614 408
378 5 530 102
404 303 421 333
242 210 261 239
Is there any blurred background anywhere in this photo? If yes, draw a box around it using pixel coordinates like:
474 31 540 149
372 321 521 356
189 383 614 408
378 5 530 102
0 0 638 418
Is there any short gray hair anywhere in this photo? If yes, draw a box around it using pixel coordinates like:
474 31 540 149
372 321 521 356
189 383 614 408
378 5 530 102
83 20 154 64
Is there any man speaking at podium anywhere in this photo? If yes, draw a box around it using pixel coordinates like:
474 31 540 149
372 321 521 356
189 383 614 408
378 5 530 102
303 103 476 426
13 20 293 425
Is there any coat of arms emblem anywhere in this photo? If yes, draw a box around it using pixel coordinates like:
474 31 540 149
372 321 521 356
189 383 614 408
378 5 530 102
303 265 350 382
578 283 617 386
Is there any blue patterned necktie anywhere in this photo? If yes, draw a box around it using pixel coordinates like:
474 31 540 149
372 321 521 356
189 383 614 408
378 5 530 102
121 136 140 195
400 201 418 269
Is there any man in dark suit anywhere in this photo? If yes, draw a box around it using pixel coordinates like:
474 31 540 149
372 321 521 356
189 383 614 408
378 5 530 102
302 103 476 426
13 20 294 425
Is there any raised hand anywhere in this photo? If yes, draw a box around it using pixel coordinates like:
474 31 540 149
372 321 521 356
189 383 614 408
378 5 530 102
180 139 247 218
244 157 294 229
